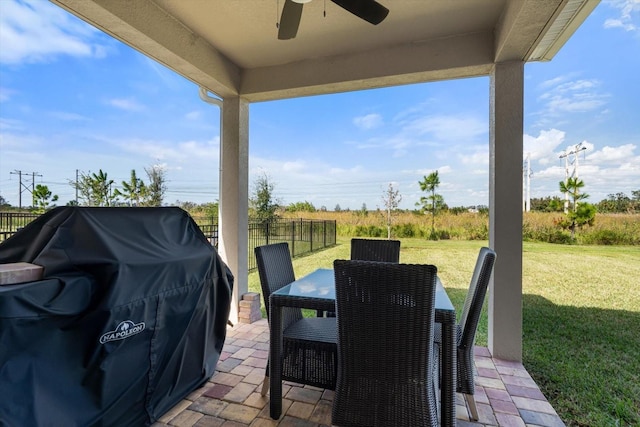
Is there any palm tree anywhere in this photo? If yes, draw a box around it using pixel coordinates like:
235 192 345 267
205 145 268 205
90 169 115 206
558 177 595 238
559 177 587 212
114 170 146 206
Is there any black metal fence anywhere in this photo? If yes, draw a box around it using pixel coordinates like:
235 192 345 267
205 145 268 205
0 213 336 272
247 218 337 272
0 212 40 242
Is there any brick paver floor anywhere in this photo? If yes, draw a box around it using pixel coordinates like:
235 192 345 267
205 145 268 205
152 319 565 427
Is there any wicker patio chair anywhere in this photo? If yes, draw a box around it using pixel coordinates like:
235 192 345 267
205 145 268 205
332 260 439 427
254 243 337 395
318 238 402 318
350 238 401 263
435 246 496 421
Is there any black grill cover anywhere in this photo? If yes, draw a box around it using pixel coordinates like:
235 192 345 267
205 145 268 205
0 207 233 426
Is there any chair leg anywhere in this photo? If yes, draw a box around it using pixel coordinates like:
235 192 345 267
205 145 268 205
464 393 479 421
261 376 270 396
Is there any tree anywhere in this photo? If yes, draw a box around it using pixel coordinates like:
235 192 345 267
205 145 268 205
381 183 402 239
558 177 595 239
92 169 117 206
530 196 564 212
69 171 93 206
114 169 146 206
144 165 167 207
0 193 9 208
32 184 58 213
334 204 341 212
417 170 445 240
69 169 116 206
286 201 316 213
250 173 279 233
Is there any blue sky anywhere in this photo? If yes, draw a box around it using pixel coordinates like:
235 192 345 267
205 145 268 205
1 0 639 211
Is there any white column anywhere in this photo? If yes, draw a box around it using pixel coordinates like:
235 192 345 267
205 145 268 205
489 61 523 361
218 96 249 325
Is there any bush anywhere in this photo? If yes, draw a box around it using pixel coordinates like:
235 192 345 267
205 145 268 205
581 229 628 245
393 223 417 238
354 225 384 237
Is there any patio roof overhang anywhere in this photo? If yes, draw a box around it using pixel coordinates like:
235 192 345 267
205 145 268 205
51 0 598 102
49 0 599 362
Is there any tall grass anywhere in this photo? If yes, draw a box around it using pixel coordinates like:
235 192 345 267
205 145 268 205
283 210 640 245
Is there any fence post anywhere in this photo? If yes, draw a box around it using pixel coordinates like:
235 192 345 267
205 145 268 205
323 221 327 247
291 219 295 256
265 221 270 245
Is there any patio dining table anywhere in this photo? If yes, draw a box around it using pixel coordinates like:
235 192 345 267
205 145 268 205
269 268 457 426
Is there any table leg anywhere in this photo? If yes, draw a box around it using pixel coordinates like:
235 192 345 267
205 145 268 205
441 321 457 427
269 301 283 419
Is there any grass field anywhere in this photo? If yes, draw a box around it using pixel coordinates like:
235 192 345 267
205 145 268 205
247 238 640 426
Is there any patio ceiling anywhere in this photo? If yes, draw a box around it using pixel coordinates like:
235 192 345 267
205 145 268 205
51 0 598 102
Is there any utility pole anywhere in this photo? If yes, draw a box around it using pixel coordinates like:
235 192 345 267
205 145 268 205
76 169 79 203
523 153 531 212
9 170 41 209
559 142 587 213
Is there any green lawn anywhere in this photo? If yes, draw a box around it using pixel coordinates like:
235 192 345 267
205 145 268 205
247 238 640 426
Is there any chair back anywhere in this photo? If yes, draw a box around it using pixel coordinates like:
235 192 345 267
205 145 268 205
350 238 400 263
332 259 438 426
254 243 302 328
458 247 497 350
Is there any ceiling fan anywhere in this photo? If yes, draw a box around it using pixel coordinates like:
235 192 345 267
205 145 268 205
278 0 389 40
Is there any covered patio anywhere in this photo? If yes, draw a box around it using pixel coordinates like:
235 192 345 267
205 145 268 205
50 0 599 363
152 319 565 427
46 1 600 425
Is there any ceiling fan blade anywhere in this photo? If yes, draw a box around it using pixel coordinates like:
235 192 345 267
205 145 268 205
330 0 389 25
278 0 304 40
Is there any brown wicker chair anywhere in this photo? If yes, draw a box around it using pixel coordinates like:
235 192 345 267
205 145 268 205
319 238 401 318
435 246 496 421
332 260 439 427
254 243 337 395
350 238 401 263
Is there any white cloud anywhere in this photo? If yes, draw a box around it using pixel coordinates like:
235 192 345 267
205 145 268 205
0 0 109 64
114 137 219 164
0 87 16 102
282 160 307 173
587 143 637 164
538 78 609 114
460 150 489 166
107 98 145 112
604 0 640 33
524 128 566 164
48 111 89 121
353 113 383 130
0 118 24 132
185 110 202 121
400 114 486 142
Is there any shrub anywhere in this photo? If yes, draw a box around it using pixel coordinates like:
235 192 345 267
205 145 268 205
581 229 628 245
393 223 417 238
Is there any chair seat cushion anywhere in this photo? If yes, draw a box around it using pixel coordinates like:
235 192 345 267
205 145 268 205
284 317 337 344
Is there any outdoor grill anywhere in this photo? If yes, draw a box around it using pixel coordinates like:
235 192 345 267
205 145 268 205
0 206 233 426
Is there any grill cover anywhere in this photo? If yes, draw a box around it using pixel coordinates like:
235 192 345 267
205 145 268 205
0 207 233 426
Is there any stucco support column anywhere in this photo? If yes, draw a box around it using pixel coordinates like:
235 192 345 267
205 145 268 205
489 61 523 361
218 96 249 325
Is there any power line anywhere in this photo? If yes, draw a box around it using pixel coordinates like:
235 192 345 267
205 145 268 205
9 170 42 209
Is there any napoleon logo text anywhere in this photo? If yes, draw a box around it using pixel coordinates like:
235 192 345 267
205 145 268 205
99 320 146 344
